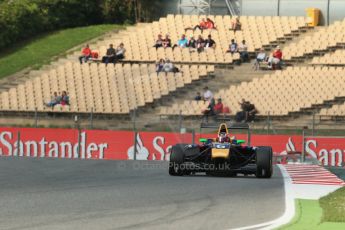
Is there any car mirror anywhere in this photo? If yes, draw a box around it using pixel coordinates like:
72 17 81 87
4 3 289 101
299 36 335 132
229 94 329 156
237 140 245 144
199 138 207 143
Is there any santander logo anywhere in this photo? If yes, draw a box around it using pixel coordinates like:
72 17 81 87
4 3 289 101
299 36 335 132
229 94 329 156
279 137 297 155
277 137 345 167
127 133 149 160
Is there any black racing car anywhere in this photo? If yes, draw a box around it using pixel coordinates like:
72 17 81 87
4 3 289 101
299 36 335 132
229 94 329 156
169 122 273 178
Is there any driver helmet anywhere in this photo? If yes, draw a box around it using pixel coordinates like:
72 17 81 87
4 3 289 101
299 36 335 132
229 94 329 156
218 132 228 143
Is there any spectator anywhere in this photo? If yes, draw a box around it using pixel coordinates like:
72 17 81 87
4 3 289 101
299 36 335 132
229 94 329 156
206 18 217 30
187 35 197 50
162 34 172 48
156 59 165 72
203 86 213 101
114 43 126 62
253 48 267 70
268 46 283 69
102 44 116 65
163 59 174 72
235 99 249 122
174 34 188 49
194 92 202 101
226 39 238 54
202 98 216 123
196 35 205 53
246 103 258 122
236 99 257 122
230 17 241 33
79 44 92 64
153 34 163 49
45 92 61 108
238 40 249 62
214 98 224 114
60 91 70 106
205 34 216 49
185 18 207 33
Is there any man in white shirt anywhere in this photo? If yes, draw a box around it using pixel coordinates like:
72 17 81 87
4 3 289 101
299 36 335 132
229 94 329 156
163 59 174 72
238 40 249 62
203 86 213 101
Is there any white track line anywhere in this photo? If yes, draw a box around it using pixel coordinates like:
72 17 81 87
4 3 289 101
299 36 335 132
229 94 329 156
228 165 295 230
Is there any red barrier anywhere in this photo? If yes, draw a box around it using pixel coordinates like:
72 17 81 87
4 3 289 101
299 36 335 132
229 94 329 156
0 127 344 167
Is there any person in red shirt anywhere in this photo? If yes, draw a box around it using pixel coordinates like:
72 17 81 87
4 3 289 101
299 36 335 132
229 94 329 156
214 98 224 114
79 44 92 64
185 18 208 33
206 18 217 30
268 46 283 69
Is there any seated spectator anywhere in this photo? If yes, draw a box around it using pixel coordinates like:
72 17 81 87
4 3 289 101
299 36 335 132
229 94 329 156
102 44 116 65
79 44 92 64
60 91 70 106
226 39 238 54
214 98 224 114
246 103 258 122
268 46 283 69
230 17 241 33
196 35 205 53
163 59 174 72
253 48 267 70
206 18 217 30
238 40 249 62
187 35 197 50
114 43 126 62
202 98 216 123
194 92 202 101
185 18 207 33
156 59 165 72
205 34 216 49
235 99 257 122
45 92 61 108
153 34 163 49
203 86 213 101
174 34 188 49
235 99 250 122
162 34 172 48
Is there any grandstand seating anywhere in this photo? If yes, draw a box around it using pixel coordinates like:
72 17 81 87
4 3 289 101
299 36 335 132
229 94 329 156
90 15 308 64
0 63 214 114
311 49 345 65
319 103 345 118
159 66 345 117
283 19 345 60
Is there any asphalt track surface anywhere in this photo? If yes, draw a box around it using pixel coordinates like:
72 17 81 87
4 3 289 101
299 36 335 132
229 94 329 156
0 158 285 230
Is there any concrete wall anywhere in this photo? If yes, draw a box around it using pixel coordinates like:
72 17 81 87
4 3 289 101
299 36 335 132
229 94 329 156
241 0 345 25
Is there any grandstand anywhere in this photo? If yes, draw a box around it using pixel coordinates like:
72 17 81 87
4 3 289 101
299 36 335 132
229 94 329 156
2 13 345 129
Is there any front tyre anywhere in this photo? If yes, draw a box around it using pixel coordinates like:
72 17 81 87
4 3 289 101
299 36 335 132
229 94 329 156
256 146 273 178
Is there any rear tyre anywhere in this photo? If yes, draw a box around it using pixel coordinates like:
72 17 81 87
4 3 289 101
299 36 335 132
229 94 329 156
169 144 187 176
256 146 273 178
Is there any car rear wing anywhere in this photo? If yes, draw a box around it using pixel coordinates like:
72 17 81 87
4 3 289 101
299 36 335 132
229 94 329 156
200 122 251 146
200 123 249 130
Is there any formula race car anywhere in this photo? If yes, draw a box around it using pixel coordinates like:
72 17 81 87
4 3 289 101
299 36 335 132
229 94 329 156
169 123 273 178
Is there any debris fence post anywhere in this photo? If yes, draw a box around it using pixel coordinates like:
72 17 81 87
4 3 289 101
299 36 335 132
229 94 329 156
312 112 315 136
266 111 270 135
301 127 307 163
178 110 182 133
133 131 137 161
34 108 38 128
132 108 137 161
16 131 21 156
192 129 195 145
90 107 94 130
77 128 82 159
